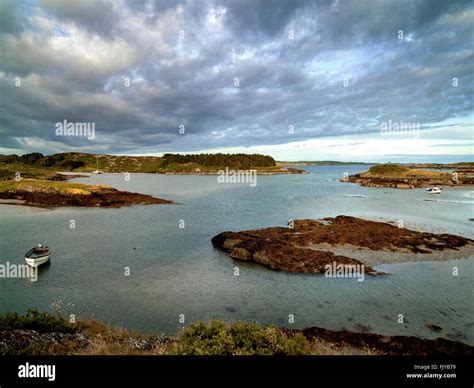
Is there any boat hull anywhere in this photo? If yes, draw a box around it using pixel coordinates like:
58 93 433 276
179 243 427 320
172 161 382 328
25 254 50 267
426 187 442 194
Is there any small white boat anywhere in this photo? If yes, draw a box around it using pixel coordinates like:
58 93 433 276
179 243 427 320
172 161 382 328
426 187 442 194
25 245 50 267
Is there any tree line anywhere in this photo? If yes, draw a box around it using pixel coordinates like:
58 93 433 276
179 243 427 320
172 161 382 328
0 152 277 170
161 153 276 168
0 153 84 170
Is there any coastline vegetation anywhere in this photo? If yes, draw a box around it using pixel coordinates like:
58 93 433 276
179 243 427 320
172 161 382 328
0 152 281 177
1 310 472 356
0 310 311 356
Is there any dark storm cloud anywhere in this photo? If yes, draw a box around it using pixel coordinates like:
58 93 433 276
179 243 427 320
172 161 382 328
39 0 121 38
0 0 472 154
0 0 25 35
222 0 312 38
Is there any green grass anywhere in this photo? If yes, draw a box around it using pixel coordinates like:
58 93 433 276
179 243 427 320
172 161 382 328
367 164 409 176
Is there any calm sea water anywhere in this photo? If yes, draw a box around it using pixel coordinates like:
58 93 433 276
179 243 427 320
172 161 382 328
1 166 473 343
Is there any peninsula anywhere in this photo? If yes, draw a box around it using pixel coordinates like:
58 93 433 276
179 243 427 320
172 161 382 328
0 179 172 208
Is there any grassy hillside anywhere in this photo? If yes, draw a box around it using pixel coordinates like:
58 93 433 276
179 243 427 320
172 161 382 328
365 164 449 179
65 153 163 173
0 152 280 178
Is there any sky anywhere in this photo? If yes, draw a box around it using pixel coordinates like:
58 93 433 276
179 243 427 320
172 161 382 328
0 0 472 162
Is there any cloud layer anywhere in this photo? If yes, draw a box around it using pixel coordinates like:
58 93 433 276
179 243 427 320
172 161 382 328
0 0 472 159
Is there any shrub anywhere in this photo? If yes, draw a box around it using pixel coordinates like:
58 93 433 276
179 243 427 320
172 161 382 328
173 320 311 355
0 154 19 164
37 155 62 167
0 309 76 334
19 153 44 165
58 160 85 170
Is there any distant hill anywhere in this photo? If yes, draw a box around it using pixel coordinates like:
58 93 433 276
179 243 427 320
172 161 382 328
277 160 372 166
0 152 293 179
405 162 474 170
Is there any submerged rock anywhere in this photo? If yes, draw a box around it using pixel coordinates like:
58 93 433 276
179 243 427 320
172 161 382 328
426 324 443 332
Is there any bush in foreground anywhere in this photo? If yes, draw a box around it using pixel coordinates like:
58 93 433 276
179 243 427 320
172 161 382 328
0 309 76 334
0 312 312 355
173 320 311 355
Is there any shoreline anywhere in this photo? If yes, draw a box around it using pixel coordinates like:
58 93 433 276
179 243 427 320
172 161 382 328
1 313 472 356
60 167 308 176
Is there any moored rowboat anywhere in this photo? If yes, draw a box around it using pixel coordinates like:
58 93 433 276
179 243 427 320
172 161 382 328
25 245 50 267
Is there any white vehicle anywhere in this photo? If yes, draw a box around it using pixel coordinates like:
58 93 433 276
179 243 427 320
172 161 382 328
25 245 50 267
